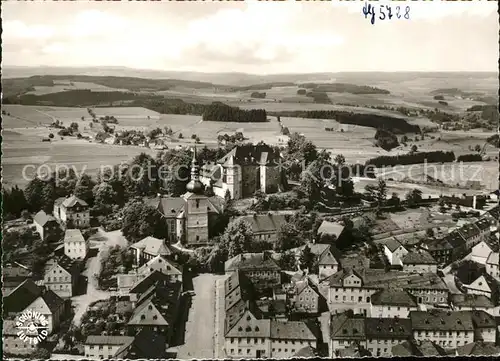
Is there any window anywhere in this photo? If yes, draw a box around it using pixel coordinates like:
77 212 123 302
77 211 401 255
99 346 103 350
108 346 113 350
141 315 146 320
231 338 235 344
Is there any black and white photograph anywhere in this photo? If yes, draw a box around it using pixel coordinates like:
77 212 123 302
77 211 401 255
1 0 499 359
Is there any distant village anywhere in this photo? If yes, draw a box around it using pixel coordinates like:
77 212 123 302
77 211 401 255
3 134 500 359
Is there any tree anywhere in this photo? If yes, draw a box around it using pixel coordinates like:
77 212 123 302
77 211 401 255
405 189 423 207
2 186 28 218
74 174 96 206
31 348 51 359
220 219 254 258
410 144 418 153
334 154 346 166
438 197 446 213
426 228 435 238
123 153 160 197
299 245 315 271
24 178 55 213
474 144 482 153
122 201 167 242
278 251 297 271
93 182 118 215
70 122 79 132
158 148 192 197
274 223 303 252
365 178 387 210
21 209 31 220
178 133 184 139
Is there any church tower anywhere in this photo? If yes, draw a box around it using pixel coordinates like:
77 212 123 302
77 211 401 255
184 147 210 246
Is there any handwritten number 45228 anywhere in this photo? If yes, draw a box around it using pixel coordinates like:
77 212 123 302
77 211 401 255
363 3 410 25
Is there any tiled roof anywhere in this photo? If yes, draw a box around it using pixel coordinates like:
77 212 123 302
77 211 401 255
469 310 496 329
486 252 499 265
451 294 494 309
318 248 339 266
383 238 403 253
330 313 366 340
118 329 167 359
457 223 481 240
475 218 492 231
225 271 254 312
157 197 186 218
293 346 317 357
270 320 319 341
3 265 30 279
392 340 446 357
33 210 56 226
4 279 41 314
317 221 344 237
444 231 466 248
402 249 437 265
45 255 78 275
365 318 412 339
488 205 500 220
455 342 500 356
130 236 174 257
137 255 182 276
370 289 417 307
410 310 474 331
236 214 287 234
129 271 176 294
85 335 134 346
218 144 281 166
54 197 66 206
225 252 281 272
425 237 453 251
64 229 85 243
62 195 88 208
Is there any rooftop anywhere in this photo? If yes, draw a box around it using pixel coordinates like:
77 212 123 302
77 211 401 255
62 195 89 208
317 220 344 237
383 238 404 253
402 249 437 265
450 294 494 309
410 310 474 331
33 210 57 226
64 229 85 243
455 342 500 356
365 318 412 339
236 214 287 234
330 313 366 340
370 289 418 307
270 320 319 341
392 339 447 357
85 335 135 346
130 236 174 257
225 252 281 273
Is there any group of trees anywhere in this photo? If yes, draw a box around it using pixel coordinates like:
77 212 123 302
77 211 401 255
365 150 455 167
271 110 420 134
202 102 267 123
301 83 390 95
97 245 134 290
305 91 332 104
457 154 483 162
374 128 399 151
250 91 266 99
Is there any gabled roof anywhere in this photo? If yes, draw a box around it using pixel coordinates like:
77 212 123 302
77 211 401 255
444 231 466 248
270 320 319 341
45 255 78 275
455 342 500 356
487 205 500 220
236 214 287 234
129 271 177 295
486 252 499 265
130 236 174 257
54 197 66 207
330 313 366 340
33 210 57 226
218 144 281 166
207 196 225 214
117 329 167 359
475 218 492 231
402 249 437 265
225 252 281 272
64 229 85 243
157 197 186 218
85 335 135 346
370 289 417 307
137 255 182 276
293 346 317 357
458 223 481 240
62 195 88 208
383 238 404 253
317 221 344 237
410 310 474 331
3 279 41 314
392 340 447 357
225 309 270 338
469 310 496 329
365 318 412 338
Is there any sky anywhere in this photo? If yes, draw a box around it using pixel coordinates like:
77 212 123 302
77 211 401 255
2 0 498 74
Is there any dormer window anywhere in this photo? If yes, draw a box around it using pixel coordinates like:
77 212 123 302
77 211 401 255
247 316 251 321
238 327 243 332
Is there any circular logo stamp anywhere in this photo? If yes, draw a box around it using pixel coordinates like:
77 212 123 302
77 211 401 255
15 309 49 345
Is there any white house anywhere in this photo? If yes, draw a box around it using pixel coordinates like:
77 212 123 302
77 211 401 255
470 241 495 265
53 195 90 228
383 238 408 267
64 229 89 260
137 255 183 282
370 289 418 318
486 252 499 280
24 290 65 334
463 275 497 300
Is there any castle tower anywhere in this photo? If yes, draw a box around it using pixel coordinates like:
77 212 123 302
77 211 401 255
223 155 241 200
184 146 210 246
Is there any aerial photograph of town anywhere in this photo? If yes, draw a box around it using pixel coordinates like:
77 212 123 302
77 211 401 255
1 0 499 359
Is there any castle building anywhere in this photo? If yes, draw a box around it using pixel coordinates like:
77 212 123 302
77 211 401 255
155 147 224 247
200 144 285 200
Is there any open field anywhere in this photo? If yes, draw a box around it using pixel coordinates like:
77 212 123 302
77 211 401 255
26 81 129 95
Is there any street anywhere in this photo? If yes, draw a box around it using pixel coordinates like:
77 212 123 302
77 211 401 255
71 228 128 326
176 274 226 359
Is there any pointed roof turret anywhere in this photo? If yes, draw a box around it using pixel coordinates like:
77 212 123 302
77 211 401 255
186 146 204 194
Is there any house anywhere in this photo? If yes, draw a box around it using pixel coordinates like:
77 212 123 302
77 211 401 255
43 256 79 298
33 210 60 241
471 240 496 265
383 238 408 267
401 249 438 273
225 251 281 290
154 148 225 246
365 317 412 357
129 236 177 265
2 265 31 295
3 320 40 355
424 231 466 265
470 310 497 343
458 223 483 250
392 339 447 356
127 281 182 344
329 312 366 358
235 214 287 243
137 255 182 282
324 268 449 315
84 335 135 359
317 221 345 242
370 289 418 318
3 279 42 317
53 195 90 228
450 294 494 313
410 310 474 348
486 252 499 280
293 243 340 279
127 271 180 301
113 329 167 359
200 144 284 200
269 320 319 359
475 217 492 241
64 229 89 260
463 274 499 302
24 289 65 334
291 278 326 315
